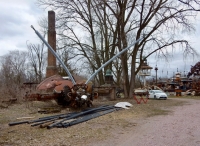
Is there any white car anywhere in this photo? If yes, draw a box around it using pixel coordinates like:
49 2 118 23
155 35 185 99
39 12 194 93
148 90 168 100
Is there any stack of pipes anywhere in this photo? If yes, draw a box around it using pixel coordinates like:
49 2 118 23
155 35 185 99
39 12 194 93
8 105 121 129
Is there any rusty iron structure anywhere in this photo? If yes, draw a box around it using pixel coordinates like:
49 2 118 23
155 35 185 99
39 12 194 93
24 75 94 107
25 25 144 108
186 61 200 95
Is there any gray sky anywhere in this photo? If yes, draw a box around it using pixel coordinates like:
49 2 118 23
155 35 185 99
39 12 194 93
0 0 200 78
0 0 46 55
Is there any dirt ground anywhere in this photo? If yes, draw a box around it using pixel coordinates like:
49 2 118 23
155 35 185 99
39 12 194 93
0 96 199 146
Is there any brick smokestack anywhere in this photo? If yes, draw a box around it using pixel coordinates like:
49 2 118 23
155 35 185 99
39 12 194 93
46 11 57 78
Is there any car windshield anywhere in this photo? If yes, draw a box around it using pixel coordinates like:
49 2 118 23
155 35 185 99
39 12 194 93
154 90 164 93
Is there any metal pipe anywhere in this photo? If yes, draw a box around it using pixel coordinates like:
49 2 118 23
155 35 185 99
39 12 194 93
8 105 121 128
85 36 145 84
28 112 77 124
9 120 29 126
38 112 76 120
59 108 118 128
31 25 76 85
28 116 57 124
31 118 57 127
47 105 116 129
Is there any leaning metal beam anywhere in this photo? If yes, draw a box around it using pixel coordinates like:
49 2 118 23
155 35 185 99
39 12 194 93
31 25 76 85
85 36 145 84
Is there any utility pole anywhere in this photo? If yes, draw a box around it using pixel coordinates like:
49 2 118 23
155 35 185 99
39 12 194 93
155 65 158 85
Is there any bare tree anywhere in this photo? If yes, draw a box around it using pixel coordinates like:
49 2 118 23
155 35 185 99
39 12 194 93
37 0 200 98
26 17 48 83
37 0 121 85
56 47 78 76
27 42 46 83
0 50 28 101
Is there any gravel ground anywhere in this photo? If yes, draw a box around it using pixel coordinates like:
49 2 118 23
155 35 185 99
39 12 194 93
90 98 200 146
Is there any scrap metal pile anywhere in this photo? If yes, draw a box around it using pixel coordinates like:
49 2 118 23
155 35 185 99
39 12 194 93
8 103 132 129
25 75 95 107
186 61 200 95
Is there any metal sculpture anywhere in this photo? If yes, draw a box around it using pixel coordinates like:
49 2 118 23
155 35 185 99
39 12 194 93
25 25 144 107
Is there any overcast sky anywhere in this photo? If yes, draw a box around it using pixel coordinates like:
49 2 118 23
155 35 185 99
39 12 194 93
0 0 200 78
0 0 46 55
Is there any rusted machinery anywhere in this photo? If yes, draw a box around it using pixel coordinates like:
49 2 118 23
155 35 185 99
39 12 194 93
27 26 144 108
24 75 94 107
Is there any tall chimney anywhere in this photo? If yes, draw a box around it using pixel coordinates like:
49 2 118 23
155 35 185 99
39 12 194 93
46 11 57 78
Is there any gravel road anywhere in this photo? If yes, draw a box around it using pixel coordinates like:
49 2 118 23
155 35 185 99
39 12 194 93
92 98 200 146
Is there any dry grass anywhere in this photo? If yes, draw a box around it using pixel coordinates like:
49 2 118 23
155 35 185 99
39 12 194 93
0 96 193 146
